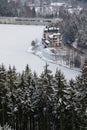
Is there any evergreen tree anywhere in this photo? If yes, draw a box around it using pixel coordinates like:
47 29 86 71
81 59 87 86
36 64 54 130
67 79 81 130
53 69 69 130
7 65 18 92
75 59 87 129
0 65 8 127
32 7 36 18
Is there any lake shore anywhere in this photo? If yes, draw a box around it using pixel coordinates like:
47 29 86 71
0 17 53 25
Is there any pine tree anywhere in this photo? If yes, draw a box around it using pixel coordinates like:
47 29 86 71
79 59 87 129
35 64 54 130
75 59 87 129
0 65 8 128
66 79 81 130
81 59 87 86
24 64 33 87
53 69 69 130
7 65 18 92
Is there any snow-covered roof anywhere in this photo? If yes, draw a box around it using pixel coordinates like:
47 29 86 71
49 34 54 39
49 27 59 31
53 33 61 36
44 27 59 32
48 33 61 39
44 28 48 31
45 40 50 44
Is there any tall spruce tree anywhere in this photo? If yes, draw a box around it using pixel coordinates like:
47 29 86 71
37 64 54 130
0 65 8 127
67 79 81 130
53 69 69 130
75 59 87 129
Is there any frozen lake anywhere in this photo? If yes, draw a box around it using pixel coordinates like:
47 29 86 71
0 24 80 80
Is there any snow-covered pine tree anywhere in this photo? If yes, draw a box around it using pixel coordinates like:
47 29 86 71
31 71 46 130
75 59 87 129
12 71 33 130
81 59 87 86
24 64 33 86
79 59 87 129
36 63 54 130
7 65 18 92
52 69 69 130
23 66 37 130
67 79 81 130
0 65 8 128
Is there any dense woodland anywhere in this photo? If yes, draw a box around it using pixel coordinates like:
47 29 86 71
0 59 87 130
0 0 36 17
0 0 87 18
58 9 87 49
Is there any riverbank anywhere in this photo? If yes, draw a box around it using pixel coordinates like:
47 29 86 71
0 17 61 25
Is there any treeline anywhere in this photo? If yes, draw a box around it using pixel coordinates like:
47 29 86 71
0 0 36 17
58 8 87 49
0 60 87 130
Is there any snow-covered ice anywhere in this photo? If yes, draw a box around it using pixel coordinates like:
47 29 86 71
0 24 80 80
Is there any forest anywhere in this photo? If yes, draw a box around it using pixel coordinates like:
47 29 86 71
58 8 87 49
0 0 87 18
0 0 36 17
0 59 87 130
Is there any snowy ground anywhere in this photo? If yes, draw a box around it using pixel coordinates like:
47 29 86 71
0 24 80 80
28 44 79 70
28 44 81 80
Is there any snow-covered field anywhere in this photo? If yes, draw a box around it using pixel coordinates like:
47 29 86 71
0 24 80 80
